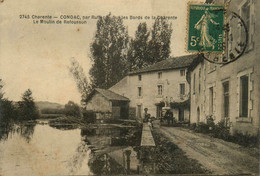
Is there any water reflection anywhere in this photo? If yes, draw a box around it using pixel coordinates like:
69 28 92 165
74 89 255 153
0 122 36 143
81 127 142 175
15 123 36 142
0 122 14 141
0 123 92 176
0 122 160 175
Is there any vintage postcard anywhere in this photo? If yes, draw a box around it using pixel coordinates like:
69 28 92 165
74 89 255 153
0 0 259 175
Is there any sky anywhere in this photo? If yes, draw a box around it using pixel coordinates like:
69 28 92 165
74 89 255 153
0 0 203 105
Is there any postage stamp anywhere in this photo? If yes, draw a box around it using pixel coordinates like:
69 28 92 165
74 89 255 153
187 3 225 53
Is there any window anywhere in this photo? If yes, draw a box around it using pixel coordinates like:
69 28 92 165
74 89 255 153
193 73 196 94
138 75 142 81
241 1 250 47
158 72 162 79
240 75 249 117
180 83 185 95
158 85 163 95
199 69 201 94
180 69 185 76
240 0 254 50
138 87 142 97
223 81 229 118
209 87 214 115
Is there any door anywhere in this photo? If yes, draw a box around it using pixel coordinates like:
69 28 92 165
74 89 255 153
156 106 162 118
197 107 200 123
112 106 120 119
137 105 142 119
178 108 184 121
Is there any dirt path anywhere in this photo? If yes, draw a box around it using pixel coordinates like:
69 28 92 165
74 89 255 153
158 127 259 175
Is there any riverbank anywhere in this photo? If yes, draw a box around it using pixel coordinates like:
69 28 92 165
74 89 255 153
149 128 209 174
158 126 259 175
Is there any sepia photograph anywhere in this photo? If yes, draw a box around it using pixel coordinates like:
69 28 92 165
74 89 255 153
0 0 259 175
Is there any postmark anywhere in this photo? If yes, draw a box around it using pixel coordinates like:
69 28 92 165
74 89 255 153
187 3 225 53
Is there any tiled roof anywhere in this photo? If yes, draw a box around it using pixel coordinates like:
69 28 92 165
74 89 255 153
129 54 198 75
94 88 129 101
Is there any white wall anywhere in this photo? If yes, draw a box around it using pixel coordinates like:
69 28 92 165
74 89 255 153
110 68 190 119
85 93 112 112
190 0 260 136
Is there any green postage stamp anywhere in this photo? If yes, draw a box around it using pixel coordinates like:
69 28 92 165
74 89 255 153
187 3 225 53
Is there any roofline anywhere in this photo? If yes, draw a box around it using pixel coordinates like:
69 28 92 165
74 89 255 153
187 55 204 72
85 88 130 103
96 88 130 101
128 54 199 76
128 66 190 76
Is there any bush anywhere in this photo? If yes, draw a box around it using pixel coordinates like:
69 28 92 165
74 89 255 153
103 119 122 124
189 123 197 130
195 122 210 133
212 120 230 140
82 110 96 123
231 131 259 147
206 115 215 129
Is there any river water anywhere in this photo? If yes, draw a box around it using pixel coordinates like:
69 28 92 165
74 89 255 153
0 120 141 176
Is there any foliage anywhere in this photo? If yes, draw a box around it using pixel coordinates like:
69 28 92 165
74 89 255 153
211 120 230 140
231 131 259 147
148 129 209 174
191 119 259 147
206 115 215 129
148 18 173 64
189 123 197 130
69 58 92 104
127 22 150 71
18 89 40 121
90 13 129 89
41 108 65 114
64 101 82 118
0 79 3 100
82 110 96 123
0 79 17 140
0 79 18 124
194 122 210 133
127 19 173 71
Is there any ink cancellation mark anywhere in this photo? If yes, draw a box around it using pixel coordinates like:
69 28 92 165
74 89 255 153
187 3 225 53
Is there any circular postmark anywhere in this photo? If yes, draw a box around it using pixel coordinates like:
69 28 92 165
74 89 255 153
201 11 248 64
187 3 248 64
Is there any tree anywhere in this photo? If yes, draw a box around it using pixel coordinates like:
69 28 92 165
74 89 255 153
64 101 82 118
127 22 150 71
148 18 173 64
69 58 92 104
90 13 129 89
0 79 3 100
18 89 39 120
126 19 173 71
0 79 17 124
0 79 18 140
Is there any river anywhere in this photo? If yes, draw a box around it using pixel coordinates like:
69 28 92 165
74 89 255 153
0 120 141 176
0 120 209 175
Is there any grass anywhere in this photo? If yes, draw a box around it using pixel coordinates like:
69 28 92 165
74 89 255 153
141 128 210 174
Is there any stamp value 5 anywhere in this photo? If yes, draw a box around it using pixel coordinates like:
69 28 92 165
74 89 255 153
187 3 225 53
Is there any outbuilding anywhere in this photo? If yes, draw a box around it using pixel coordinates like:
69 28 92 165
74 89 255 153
85 88 130 120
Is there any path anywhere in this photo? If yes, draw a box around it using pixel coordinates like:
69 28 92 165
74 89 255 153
158 127 259 175
141 123 155 146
